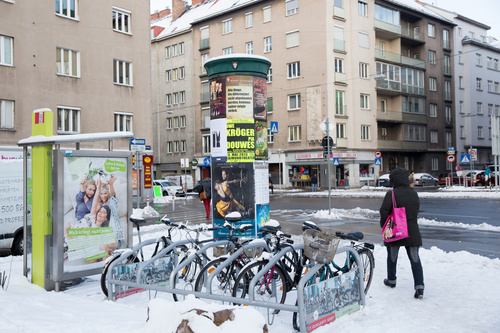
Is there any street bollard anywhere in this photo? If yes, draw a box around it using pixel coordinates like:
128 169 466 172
172 194 175 211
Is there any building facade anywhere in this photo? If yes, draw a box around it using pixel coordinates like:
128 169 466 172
0 0 152 152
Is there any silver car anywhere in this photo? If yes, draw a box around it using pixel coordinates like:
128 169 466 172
413 173 439 186
153 180 186 197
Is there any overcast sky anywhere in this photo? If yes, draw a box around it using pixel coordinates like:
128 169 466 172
150 0 500 40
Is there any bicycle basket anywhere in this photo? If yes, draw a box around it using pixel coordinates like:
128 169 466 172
303 229 340 264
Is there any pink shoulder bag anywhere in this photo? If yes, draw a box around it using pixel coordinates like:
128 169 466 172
382 190 409 242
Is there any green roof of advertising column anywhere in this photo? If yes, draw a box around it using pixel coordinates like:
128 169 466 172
204 54 271 79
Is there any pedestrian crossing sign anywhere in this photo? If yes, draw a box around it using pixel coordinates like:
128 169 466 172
460 154 471 163
333 158 339 166
270 121 278 133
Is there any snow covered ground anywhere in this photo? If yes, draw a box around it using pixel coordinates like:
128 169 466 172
1 186 499 332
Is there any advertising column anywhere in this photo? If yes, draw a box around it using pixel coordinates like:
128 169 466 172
204 55 271 237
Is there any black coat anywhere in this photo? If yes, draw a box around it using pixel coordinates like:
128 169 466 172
379 168 422 247
194 180 212 200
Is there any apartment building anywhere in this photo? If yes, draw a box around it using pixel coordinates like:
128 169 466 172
0 1 152 152
423 3 500 169
152 0 456 187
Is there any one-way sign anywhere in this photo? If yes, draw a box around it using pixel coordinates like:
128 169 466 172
130 138 145 145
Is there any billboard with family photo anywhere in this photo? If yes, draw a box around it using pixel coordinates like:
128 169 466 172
52 150 132 280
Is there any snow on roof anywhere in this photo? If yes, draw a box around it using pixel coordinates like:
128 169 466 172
383 0 453 24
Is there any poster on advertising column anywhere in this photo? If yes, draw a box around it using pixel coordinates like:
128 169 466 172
226 75 254 120
62 156 128 271
227 119 255 163
210 77 226 119
210 118 228 161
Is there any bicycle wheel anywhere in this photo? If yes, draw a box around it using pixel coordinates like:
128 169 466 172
194 257 243 302
172 254 203 302
232 260 287 314
101 252 140 297
350 248 375 294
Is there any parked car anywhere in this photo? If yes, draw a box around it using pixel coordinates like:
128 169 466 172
376 174 392 187
473 171 499 186
413 173 438 186
153 180 186 197
160 175 195 192
438 172 454 185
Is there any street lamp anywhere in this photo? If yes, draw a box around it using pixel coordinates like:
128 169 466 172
275 149 284 190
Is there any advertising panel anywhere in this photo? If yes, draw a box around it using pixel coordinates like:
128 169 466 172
62 155 128 272
227 119 255 163
210 77 226 119
210 118 228 159
226 76 254 120
253 77 267 120
254 120 268 160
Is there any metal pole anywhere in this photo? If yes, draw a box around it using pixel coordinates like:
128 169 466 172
135 151 140 209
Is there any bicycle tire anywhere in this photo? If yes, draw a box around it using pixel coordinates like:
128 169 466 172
101 253 140 297
350 248 375 294
172 254 203 302
232 260 287 314
194 257 243 301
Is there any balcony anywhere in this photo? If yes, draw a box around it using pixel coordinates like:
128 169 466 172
333 5 345 19
444 66 452 76
401 27 425 42
377 139 427 151
376 79 401 94
334 39 346 52
335 72 347 84
377 109 402 122
443 39 451 50
199 38 209 50
375 19 401 37
445 92 452 101
375 49 425 69
402 112 427 123
335 105 348 117
401 84 424 95
200 92 210 103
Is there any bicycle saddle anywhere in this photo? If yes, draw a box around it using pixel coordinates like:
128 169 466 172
224 211 243 223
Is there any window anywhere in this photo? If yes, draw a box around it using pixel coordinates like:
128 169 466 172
488 104 493 116
56 47 80 77
477 102 483 115
459 101 464 114
361 125 370 140
166 70 172 82
476 53 482 66
0 35 13 66
496 82 500 93
444 55 451 74
428 50 436 64
430 130 438 143
429 77 437 91
112 7 131 34
246 42 253 54
165 46 171 58
401 67 424 94
264 36 272 53
172 44 178 57
223 47 233 55
286 30 300 48
167 142 173 153
114 112 132 132
428 23 435 37
113 59 133 86
336 123 346 138
335 58 344 73
445 81 451 100
460 125 465 138
201 53 209 75
179 66 185 79
431 157 438 171
55 0 78 19
202 134 211 154
173 116 179 128
374 4 399 25
286 0 299 16
200 26 209 50
180 115 186 128
478 126 484 139
288 93 301 110
360 94 369 109
288 125 302 142
402 96 425 114
469 31 475 39
180 42 185 55
403 125 426 141
180 91 186 103
181 140 187 152
334 26 345 51
166 94 172 105
381 99 387 113
263 6 271 23
458 51 463 64
0 99 14 129
335 91 345 115
359 62 369 78
267 67 273 83
268 130 274 144
446 131 452 147
458 27 462 36
287 61 300 79
166 118 172 129
222 19 233 34
430 104 437 117
358 1 368 16
245 12 253 28
476 78 482 90
459 76 463 89
445 106 452 123
173 92 179 104
443 29 450 48
358 32 368 48
172 68 178 80
488 80 493 92
57 106 80 133
495 59 499 70
267 98 273 113
381 127 387 139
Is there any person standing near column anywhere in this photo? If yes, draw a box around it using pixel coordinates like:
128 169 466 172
311 173 318 192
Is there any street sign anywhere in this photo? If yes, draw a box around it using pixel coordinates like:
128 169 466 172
319 118 332 134
447 154 455 163
375 157 381 165
130 138 145 151
203 157 211 166
146 145 151 150
447 146 455 155
333 158 339 166
374 151 382 158
460 154 471 163
469 148 477 161
270 121 278 133
455 165 461 171
192 158 198 166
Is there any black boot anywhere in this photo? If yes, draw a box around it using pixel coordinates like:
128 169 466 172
384 279 396 288
414 289 424 299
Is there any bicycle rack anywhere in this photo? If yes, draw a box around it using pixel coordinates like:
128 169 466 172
106 241 365 333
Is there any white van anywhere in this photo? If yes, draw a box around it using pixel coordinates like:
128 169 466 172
0 158 24 255
161 175 194 192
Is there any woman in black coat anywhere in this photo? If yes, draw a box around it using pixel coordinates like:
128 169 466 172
379 168 424 299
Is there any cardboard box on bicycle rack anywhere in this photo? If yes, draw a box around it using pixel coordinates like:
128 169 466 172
303 229 340 264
